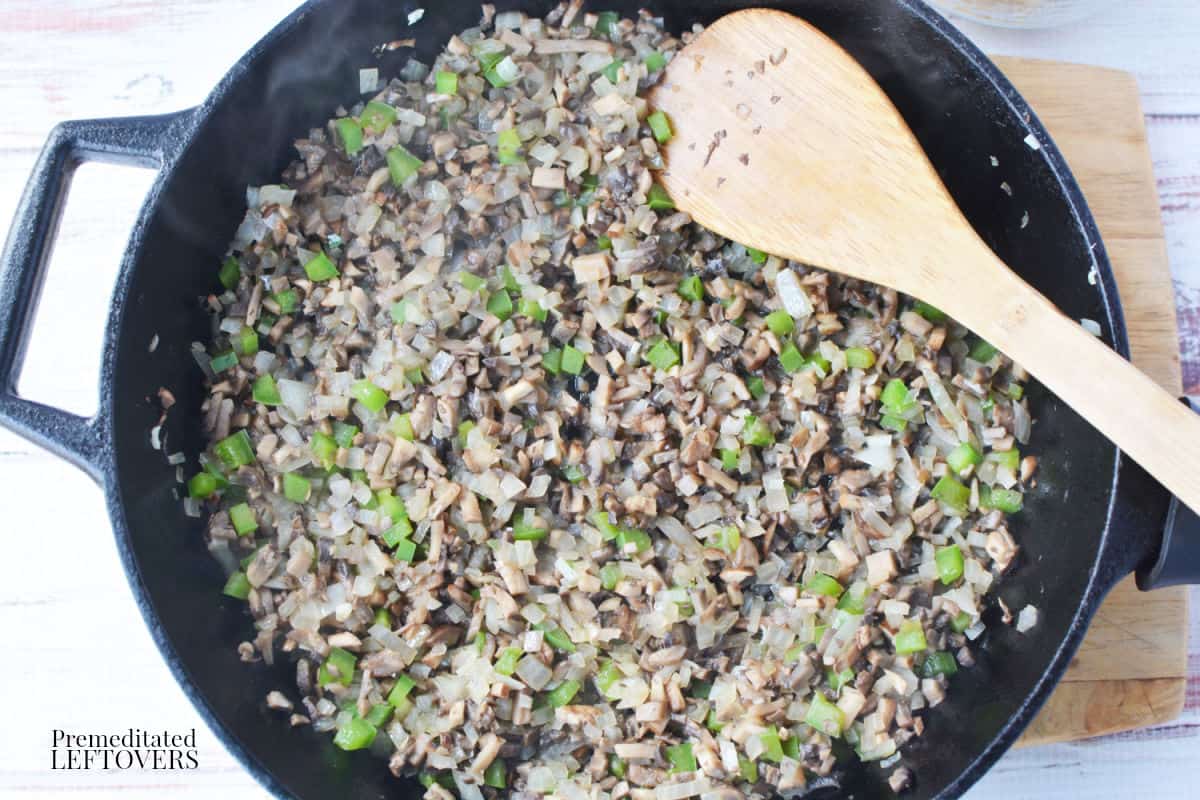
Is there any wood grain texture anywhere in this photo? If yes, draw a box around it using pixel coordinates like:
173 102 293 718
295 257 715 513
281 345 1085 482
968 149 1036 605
654 8 981 302
1067 579 1187 683
993 58 1183 392
0 2 1196 799
995 58 1190 746
1017 678 1187 747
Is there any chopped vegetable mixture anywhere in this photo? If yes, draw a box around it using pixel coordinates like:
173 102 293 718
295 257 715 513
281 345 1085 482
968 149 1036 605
189 4 1038 798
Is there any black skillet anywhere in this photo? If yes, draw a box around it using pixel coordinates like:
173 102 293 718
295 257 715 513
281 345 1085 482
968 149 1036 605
1 1 1197 798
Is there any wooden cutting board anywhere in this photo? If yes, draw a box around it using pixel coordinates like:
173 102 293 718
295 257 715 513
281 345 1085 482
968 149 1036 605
988 58 1189 746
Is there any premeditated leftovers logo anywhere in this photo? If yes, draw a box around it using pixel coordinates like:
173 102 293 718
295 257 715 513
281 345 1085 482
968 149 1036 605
51 729 199 770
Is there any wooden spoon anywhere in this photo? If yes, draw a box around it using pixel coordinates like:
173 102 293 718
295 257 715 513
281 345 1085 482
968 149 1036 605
650 8 1200 512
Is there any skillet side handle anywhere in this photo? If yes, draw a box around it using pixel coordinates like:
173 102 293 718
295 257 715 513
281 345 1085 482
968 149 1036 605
1137 497 1200 589
0 113 185 481
1137 400 1200 589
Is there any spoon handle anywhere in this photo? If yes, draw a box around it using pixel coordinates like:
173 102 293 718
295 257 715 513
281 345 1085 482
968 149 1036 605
965 257 1200 514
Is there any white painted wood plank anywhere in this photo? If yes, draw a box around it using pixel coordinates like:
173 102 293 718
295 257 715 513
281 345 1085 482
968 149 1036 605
1144 116 1200 390
0 2 1196 798
946 0 1200 116
0 0 301 150
0 457 263 797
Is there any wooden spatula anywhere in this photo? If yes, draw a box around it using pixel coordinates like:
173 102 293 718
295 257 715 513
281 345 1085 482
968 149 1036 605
649 8 1200 513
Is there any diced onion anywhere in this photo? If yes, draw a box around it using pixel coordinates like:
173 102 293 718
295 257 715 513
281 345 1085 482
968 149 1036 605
277 379 313 418
658 780 711 800
1016 604 1040 633
920 365 970 443
493 56 521 85
258 185 296 208
516 655 552 690
359 68 378 94
775 269 814 319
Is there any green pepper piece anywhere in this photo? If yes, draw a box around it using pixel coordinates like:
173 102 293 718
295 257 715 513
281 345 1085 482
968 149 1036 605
935 544 965 584
805 693 846 736
804 573 844 599
894 619 928 655
666 742 697 773
222 571 251 600
332 717 376 751
318 647 357 687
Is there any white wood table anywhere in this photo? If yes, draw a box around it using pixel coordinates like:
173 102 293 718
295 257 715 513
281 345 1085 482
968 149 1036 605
0 1 1196 797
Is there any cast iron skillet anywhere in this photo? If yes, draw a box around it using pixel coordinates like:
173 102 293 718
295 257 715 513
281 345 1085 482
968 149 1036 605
1 1 1197 798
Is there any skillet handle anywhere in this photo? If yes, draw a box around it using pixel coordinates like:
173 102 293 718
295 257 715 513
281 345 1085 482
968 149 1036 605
0 113 185 481
1137 496 1200 589
1136 398 1200 589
